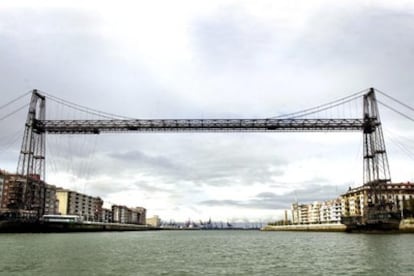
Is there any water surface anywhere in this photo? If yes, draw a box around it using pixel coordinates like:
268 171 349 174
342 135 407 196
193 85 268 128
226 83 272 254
0 230 413 275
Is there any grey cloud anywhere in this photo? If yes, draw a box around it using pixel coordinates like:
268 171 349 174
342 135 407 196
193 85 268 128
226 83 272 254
0 8 192 121
109 150 180 172
105 143 287 187
200 197 286 210
44 136 288 194
67 178 172 200
283 183 350 204
255 192 277 199
83 179 131 198
133 180 172 194
287 6 414 89
200 182 350 210
190 5 275 69
88 179 172 199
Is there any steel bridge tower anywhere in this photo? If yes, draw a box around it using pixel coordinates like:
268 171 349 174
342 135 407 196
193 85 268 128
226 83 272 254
362 88 392 224
362 88 391 186
16 90 46 212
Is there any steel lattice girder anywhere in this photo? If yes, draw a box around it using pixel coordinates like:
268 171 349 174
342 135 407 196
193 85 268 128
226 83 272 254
34 118 366 134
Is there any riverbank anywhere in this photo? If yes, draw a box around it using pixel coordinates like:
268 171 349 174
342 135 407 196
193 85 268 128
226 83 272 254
261 223 347 232
261 219 414 233
0 220 156 233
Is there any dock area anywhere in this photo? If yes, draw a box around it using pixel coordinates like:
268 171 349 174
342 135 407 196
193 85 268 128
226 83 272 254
261 219 414 233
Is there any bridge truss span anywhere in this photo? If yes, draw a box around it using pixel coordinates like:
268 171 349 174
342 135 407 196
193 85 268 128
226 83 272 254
14 88 392 222
36 118 365 134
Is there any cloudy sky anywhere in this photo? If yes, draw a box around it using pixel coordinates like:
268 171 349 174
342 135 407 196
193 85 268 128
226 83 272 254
1 0 414 222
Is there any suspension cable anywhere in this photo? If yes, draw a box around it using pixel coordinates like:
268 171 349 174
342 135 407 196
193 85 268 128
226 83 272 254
271 88 368 119
0 103 30 121
41 89 369 120
378 100 414 123
385 129 414 162
0 130 23 153
42 91 134 120
46 96 118 120
0 91 31 110
292 94 364 118
376 89 414 113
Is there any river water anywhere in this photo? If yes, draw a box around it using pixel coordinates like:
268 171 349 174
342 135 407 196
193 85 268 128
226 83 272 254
0 230 413 275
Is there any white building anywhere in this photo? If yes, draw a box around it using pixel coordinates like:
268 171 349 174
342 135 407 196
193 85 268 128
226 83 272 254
309 201 321 224
292 199 342 224
320 199 342 224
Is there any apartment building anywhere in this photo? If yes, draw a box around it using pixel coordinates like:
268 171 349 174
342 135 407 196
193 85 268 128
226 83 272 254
320 199 342 223
341 182 414 218
100 208 113 223
43 184 59 215
309 201 322 224
291 182 414 225
291 203 310 224
0 170 148 224
56 188 103 221
0 173 45 218
112 205 146 225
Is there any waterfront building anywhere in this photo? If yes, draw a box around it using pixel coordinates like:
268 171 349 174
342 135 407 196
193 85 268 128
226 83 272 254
100 208 113 223
0 170 54 217
0 170 148 223
112 205 146 224
309 201 322 224
146 215 161 227
320 199 342 223
292 199 342 225
291 203 310 224
133 207 146 225
112 205 129 224
56 188 103 221
43 184 59 215
0 173 45 219
292 182 414 225
341 182 414 219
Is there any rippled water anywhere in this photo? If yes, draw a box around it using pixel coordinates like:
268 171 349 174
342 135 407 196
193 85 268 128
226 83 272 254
0 230 413 275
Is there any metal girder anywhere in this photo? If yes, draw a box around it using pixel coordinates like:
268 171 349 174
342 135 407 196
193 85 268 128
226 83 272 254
35 118 365 134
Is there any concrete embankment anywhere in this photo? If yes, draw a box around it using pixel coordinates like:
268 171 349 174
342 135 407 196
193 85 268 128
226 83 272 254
261 223 347 232
45 221 155 232
0 220 156 233
262 219 414 233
